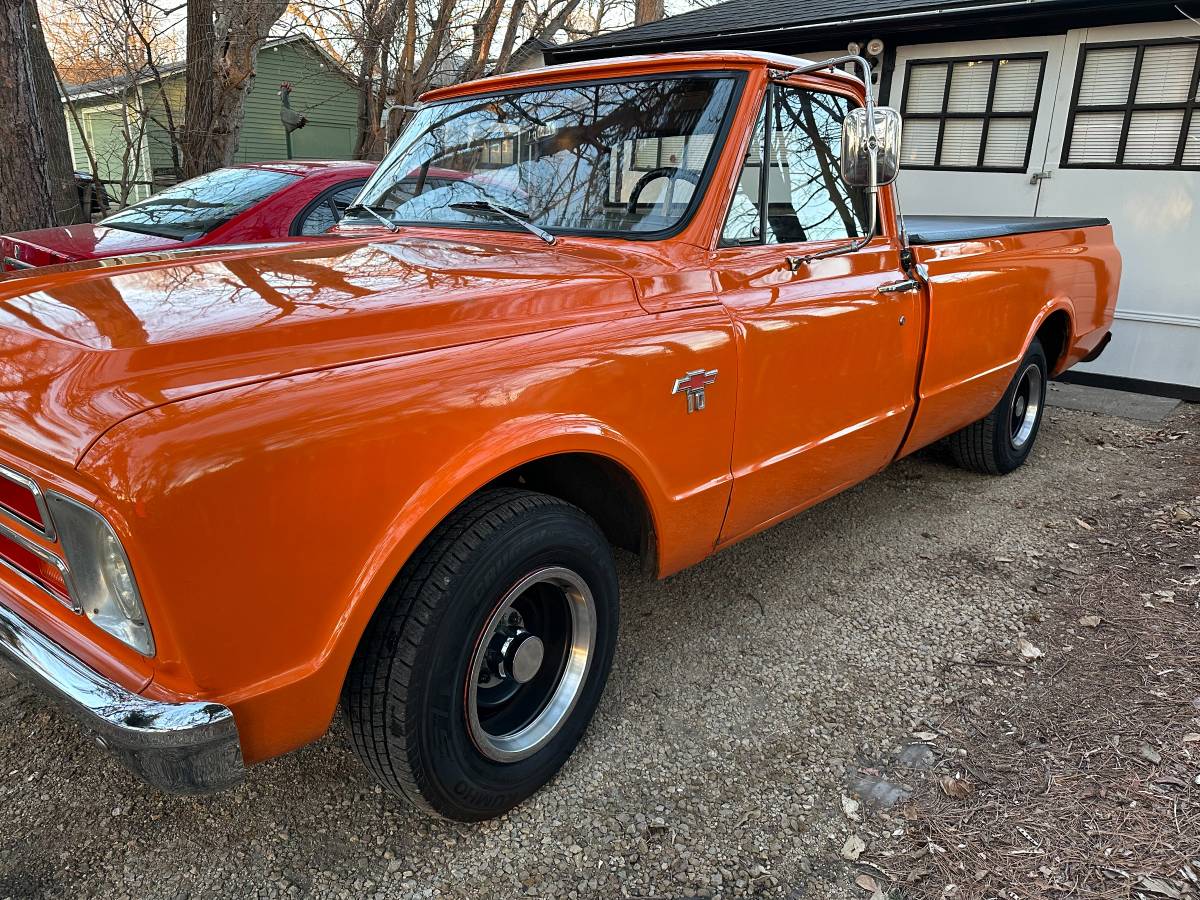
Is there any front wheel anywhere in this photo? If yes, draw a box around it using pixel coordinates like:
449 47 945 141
342 489 619 821
946 338 1048 475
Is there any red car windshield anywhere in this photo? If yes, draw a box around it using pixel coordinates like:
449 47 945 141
99 167 300 241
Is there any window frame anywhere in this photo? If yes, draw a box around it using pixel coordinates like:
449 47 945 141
899 52 1049 174
718 82 873 249
1061 38 1200 172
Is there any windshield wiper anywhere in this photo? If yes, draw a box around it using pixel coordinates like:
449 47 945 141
449 201 555 245
343 203 399 233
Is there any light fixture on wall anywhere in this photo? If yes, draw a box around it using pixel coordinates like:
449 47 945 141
866 38 885 58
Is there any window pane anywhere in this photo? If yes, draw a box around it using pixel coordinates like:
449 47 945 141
992 58 1042 112
1184 119 1200 166
1068 112 1125 164
948 60 992 113
721 103 766 245
1077 47 1137 105
940 119 984 166
330 185 361 210
906 64 948 113
300 202 338 235
633 138 659 169
901 120 939 166
1135 44 1198 104
685 134 716 169
1124 109 1184 164
98 167 300 241
983 118 1032 168
765 88 868 243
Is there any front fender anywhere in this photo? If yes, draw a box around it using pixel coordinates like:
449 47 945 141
78 308 738 763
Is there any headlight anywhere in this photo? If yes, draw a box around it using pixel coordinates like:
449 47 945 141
46 493 154 656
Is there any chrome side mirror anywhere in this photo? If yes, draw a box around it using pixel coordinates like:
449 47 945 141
841 107 902 188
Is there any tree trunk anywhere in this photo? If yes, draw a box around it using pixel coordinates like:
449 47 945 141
181 0 217 178
0 0 83 231
493 0 527 73
634 0 664 25
464 0 506 80
182 0 288 178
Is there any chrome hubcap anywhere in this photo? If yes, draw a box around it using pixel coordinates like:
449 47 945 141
466 567 596 763
1008 363 1043 450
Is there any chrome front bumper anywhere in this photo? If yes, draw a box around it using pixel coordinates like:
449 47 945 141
0 601 244 793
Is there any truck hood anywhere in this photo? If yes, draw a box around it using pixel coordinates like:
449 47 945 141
0 235 640 466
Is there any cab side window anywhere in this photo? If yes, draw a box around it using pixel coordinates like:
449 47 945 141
721 86 869 246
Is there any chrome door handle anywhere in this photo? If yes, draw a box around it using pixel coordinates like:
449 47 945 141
877 279 921 294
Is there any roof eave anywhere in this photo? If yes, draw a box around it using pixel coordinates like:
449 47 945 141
547 0 1180 61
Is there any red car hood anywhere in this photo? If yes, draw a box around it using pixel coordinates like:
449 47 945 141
1 225 177 268
0 235 641 467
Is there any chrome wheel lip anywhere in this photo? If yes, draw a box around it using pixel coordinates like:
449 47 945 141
1009 363 1044 450
466 566 596 763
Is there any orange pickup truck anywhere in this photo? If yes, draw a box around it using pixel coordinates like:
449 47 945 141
0 50 1119 821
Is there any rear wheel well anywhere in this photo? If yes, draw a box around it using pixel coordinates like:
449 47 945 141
1036 310 1072 373
485 453 656 572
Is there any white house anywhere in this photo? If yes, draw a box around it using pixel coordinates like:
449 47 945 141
548 0 1200 399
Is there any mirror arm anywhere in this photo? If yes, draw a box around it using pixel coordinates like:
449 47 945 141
778 54 888 271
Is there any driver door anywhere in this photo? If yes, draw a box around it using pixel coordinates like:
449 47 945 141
716 83 924 544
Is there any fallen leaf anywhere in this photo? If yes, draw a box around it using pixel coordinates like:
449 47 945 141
841 794 861 821
1135 875 1184 899
1139 743 1163 765
912 730 939 741
1074 517 1094 530
1018 638 1044 660
1079 615 1102 628
1182 733 1200 744
939 775 974 799
842 834 866 860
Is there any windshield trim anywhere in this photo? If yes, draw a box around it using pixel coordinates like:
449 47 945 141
364 69 748 243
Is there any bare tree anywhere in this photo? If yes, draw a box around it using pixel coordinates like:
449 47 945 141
48 0 184 205
182 0 291 176
0 0 82 230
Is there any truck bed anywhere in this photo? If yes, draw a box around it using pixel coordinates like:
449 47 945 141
904 215 1111 245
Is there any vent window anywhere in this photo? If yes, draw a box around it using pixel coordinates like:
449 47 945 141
900 54 1046 171
1064 40 1200 170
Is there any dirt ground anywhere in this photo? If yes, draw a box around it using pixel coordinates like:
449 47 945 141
849 405 1200 900
1 396 1197 900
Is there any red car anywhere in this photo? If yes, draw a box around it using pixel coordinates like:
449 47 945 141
0 160 378 273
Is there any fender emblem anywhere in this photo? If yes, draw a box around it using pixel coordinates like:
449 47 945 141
672 368 717 413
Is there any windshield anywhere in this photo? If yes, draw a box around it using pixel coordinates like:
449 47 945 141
348 74 739 237
100 167 300 241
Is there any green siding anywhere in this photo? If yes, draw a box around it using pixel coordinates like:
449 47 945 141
235 41 359 163
60 37 361 200
143 79 185 181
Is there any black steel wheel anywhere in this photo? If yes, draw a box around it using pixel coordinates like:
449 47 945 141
947 338 1049 475
342 489 619 821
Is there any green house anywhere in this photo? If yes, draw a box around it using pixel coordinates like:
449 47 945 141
63 35 360 204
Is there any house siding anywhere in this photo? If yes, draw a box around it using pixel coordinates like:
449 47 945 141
60 37 361 192
234 41 359 162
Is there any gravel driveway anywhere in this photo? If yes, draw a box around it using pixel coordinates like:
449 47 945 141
2 398 1195 900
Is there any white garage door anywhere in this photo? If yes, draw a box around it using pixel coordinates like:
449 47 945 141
889 24 1199 390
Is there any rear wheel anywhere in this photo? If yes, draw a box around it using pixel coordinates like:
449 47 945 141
342 489 619 821
947 339 1048 475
